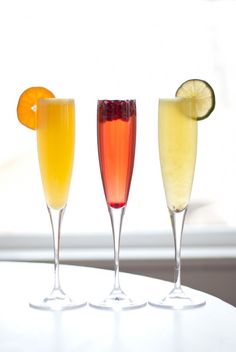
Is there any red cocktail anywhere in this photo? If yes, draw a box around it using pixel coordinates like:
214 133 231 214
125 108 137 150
97 100 136 209
90 100 145 309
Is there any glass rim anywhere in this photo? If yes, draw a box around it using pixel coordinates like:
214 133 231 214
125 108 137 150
37 98 74 104
159 97 185 102
97 99 136 103
158 97 195 103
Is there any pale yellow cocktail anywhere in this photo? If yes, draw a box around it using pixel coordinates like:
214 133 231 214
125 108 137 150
158 98 197 212
150 80 214 309
37 99 75 209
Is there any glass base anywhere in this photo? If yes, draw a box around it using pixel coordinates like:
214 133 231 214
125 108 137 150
29 288 87 311
89 288 146 310
149 287 206 310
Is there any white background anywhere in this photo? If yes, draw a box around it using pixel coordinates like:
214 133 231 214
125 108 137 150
0 0 235 237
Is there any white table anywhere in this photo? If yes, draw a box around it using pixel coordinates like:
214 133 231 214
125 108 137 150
0 261 235 352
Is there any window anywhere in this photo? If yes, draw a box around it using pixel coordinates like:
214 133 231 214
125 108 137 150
0 0 235 248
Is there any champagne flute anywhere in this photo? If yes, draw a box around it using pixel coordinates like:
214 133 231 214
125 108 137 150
30 98 86 310
90 99 145 310
149 97 205 309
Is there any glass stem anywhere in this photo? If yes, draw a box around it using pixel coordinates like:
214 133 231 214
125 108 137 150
169 207 187 291
47 205 65 292
108 206 126 292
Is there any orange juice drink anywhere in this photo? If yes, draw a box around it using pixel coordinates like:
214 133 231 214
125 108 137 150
37 99 75 209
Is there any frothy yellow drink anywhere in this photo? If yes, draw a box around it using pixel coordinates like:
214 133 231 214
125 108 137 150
158 98 197 211
37 99 75 209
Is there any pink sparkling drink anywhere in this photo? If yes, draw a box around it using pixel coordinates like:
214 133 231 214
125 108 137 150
97 100 136 208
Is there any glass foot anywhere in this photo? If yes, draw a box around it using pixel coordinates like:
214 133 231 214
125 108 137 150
89 288 146 310
149 287 206 310
29 288 87 311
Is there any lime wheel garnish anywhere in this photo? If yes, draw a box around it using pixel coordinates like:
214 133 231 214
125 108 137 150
175 79 215 120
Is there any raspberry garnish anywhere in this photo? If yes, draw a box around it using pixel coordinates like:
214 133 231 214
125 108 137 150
98 100 136 122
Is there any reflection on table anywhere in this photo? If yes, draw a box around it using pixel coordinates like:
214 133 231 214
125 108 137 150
0 261 235 352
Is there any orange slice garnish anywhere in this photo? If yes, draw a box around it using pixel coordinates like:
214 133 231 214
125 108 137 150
17 86 55 129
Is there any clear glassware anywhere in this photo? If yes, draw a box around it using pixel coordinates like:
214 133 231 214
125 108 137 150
90 99 146 310
29 98 86 310
149 98 205 309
